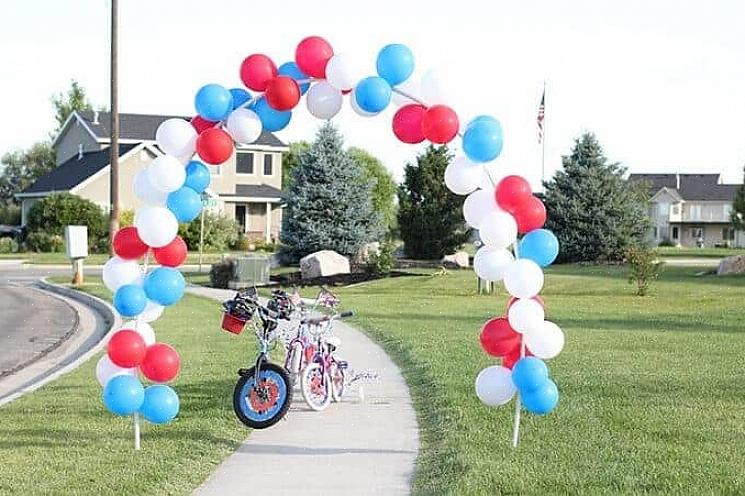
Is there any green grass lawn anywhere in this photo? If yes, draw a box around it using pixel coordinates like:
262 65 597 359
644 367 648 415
0 251 268 265
316 265 745 495
657 246 744 258
0 280 260 495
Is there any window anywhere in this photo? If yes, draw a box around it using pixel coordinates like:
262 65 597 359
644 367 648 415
672 204 680 215
724 204 733 217
652 227 658 239
236 153 254 174
263 154 273 176
689 205 701 220
235 205 246 232
657 202 669 216
672 226 679 239
723 227 735 241
691 227 703 239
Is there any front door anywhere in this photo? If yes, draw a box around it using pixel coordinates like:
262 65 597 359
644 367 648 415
235 205 246 233
671 226 679 241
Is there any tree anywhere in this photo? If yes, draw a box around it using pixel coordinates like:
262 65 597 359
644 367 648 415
26 193 108 252
281 123 381 261
543 133 650 263
0 142 55 204
397 145 470 259
348 147 397 234
731 165 745 230
282 141 310 190
51 79 93 132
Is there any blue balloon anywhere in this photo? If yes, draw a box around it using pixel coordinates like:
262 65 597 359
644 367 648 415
354 76 392 113
462 117 503 163
522 379 559 415
376 44 415 86
195 84 233 122
113 284 147 317
252 98 291 132
467 115 499 129
511 357 549 393
229 88 252 110
167 187 202 223
278 61 310 95
140 385 180 424
519 229 559 267
144 267 185 306
103 375 145 416
184 160 210 193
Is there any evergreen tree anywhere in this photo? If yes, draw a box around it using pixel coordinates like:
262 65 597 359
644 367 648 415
397 145 470 259
731 165 745 230
281 123 381 261
543 133 650 263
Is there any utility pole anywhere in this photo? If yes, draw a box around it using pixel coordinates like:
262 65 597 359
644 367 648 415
108 0 120 246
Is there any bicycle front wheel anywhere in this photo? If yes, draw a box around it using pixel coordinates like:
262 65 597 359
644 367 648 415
233 362 293 429
300 363 331 411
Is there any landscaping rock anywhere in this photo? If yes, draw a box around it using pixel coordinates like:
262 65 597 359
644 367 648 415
300 250 351 280
355 242 381 264
442 251 470 269
717 255 745 275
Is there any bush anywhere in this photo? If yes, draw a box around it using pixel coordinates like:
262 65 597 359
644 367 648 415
179 212 240 252
625 245 664 296
658 237 675 247
0 204 21 225
254 238 277 253
26 193 107 252
0 237 19 253
209 258 236 289
366 241 394 278
25 232 64 252
119 209 135 227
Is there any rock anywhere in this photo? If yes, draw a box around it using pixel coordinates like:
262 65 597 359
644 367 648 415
717 255 745 275
442 251 470 269
355 242 381 264
300 250 351 279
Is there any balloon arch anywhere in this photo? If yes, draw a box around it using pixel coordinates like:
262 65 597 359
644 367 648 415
97 36 563 448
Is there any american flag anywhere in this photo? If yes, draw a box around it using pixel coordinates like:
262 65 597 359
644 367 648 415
537 90 545 144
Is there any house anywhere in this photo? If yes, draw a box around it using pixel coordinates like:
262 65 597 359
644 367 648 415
629 173 744 248
15 110 288 242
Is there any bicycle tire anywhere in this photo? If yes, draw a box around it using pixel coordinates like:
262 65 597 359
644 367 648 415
233 362 293 429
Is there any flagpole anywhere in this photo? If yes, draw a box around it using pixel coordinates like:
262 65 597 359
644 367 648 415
541 80 546 186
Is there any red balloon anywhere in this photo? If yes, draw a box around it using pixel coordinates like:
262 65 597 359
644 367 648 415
421 105 459 144
392 104 427 144
108 329 146 368
191 115 215 134
153 236 187 267
295 36 334 78
502 347 534 370
479 317 521 357
112 226 148 260
196 128 234 165
495 175 532 213
506 295 546 314
513 196 546 234
240 54 278 92
264 76 301 111
140 343 181 383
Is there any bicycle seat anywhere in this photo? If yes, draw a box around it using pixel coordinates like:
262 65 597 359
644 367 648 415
326 336 342 348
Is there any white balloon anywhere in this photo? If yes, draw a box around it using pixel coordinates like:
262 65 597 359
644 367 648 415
525 321 565 359
463 189 499 229
421 69 452 105
306 82 343 120
444 157 483 196
479 210 518 249
325 54 360 91
134 206 178 248
473 246 514 281
148 155 186 193
226 108 263 144
133 168 168 206
102 256 143 292
120 320 156 346
140 299 165 323
391 78 423 106
350 90 380 117
508 298 546 334
503 259 544 298
475 365 516 407
155 118 197 158
95 354 136 387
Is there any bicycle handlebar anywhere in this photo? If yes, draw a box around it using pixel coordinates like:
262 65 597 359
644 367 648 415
301 310 354 326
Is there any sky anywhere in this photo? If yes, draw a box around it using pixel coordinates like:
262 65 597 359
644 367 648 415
0 0 743 187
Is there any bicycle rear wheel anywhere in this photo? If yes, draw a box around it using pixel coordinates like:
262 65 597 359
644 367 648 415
233 362 293 429
300 363 331 411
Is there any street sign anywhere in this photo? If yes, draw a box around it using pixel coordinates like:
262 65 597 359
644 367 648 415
202 198 218 208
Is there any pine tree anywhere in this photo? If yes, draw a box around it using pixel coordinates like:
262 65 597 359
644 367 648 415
397 145 470 259
543 133 650 262
731 165 745 230
281 123 381 261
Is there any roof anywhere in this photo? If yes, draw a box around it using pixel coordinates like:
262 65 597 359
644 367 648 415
19 144 139 195
76 110 286 148
629 173 740 201
220 184 284 199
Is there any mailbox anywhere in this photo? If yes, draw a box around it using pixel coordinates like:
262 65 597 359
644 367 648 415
64 225 88 259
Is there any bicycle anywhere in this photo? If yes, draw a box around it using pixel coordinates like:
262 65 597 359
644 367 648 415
223 288 294 430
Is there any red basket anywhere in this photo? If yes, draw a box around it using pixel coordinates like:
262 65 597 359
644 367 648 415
221 312 247 335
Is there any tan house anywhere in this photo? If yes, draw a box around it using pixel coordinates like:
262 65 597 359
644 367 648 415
630 173 744 248
16 110 288 242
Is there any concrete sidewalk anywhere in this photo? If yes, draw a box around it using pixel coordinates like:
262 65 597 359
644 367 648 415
188 286 419 496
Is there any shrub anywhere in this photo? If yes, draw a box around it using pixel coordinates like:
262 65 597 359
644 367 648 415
254 238 277 253
26 193 107 252
366 241 394 278
658 237 675 247
25 232 64 253
209 258 236 289
0 204 21 225
179 212 240 252
119 209 135 227
0 237 19 253
625 245 663 296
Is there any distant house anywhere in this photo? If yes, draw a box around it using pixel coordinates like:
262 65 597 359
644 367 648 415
629 173 744 248
15 110 288 242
